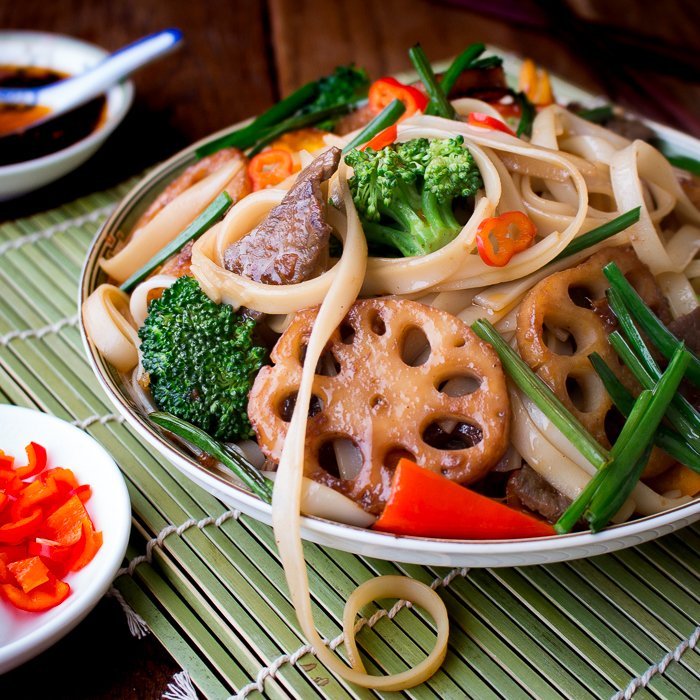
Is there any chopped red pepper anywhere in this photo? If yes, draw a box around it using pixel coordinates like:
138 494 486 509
475 211 537 267
8 555 50 593
10 475 58 520
368 77 429 121
1 573 70 612
13 442 47 480
0 508 42 544
39 495 89 547
372 458 556 539
467 111 516 137
0 441 102 613
248 149 294 191
361 124 398 152
70 519 103 572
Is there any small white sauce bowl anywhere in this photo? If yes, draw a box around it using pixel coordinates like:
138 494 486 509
0 31 134 201
0 404 132 673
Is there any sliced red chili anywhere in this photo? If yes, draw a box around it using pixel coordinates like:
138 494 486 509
248 149 294 191
13 442 47 480
475 211 537 267
368 77 429 120
467 111 516 137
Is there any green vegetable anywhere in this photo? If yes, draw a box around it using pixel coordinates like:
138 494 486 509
408 44 456 120
439 43 504 96
653 140 700 176
607 331 700 453
119 192 233 293
588 352 700 472
247 104 352 156
138 276 267 442
575 105 614 124
299 64 369 129
471 319 609 471
342 98 406 154
149 412 273 503
557 346 690 534
550 207 641 263
195 81 319 158
603 261 700 386
345 135 482 257
196 64 369 158
513 90 536 138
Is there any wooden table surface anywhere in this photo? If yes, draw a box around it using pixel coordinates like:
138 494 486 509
1 0 699 697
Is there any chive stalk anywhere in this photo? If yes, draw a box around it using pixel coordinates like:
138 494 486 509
247 104 354 156
603 261 700 386
409 44 456 120
513 91 535 138
589 352 700 472
471 319 609 470
585 346 690 530
439 43 486 96
342 99 406 153
557 346 691 533
120 191 233 293
195 81 319 158
576 105 614 123
550 207 641 263
149 411 274 503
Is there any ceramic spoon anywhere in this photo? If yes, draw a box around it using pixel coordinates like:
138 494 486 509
0 28 183 132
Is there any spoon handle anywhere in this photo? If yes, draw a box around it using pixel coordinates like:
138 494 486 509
0 28 183 108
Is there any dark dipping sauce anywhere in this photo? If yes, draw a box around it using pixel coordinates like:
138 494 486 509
0 65 107 166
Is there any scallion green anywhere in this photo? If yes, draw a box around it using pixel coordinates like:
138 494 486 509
119 191 233 293
149 411 274 503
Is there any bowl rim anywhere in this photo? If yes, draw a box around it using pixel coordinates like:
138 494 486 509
0 29 134 175
78 66 700 568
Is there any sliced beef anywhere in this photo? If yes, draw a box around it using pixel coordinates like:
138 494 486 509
506 464 571 523
599 115 656 143
223 147 341 285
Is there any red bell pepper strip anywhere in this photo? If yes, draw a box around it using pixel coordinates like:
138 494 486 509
475 211 537 267
361 124 398 152
467 111 516 137
248 148 294 191
0 491 7 514
28 539 76 578
8 555 50 593
0 508 42 544
39 495 89 547
70 483 92 504
0 573 70 612
69 519 103 572
372 458 556 539
13 442 47 480
368 77 429 120
10 475 58 520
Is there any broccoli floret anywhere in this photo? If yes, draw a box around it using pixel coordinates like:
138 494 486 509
138 276 266 442
345 135 483 257
304 64 370 112
301 65 370 129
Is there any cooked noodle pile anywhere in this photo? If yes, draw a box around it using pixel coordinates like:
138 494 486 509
83 94 700 689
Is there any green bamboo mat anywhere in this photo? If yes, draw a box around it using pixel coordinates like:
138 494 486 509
1 185 700 700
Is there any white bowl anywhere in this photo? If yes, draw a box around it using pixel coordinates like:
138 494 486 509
0 31 134 201
79 57 700 571
0 404 132 674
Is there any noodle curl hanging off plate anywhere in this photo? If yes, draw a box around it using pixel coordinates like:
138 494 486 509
79 42 700 691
